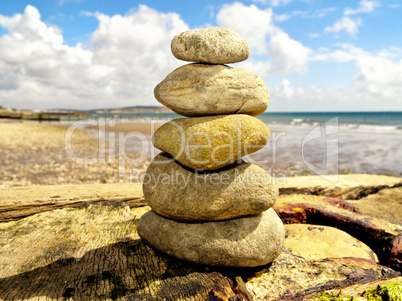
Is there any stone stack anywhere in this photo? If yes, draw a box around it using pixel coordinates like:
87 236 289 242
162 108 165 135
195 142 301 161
137 27 284 267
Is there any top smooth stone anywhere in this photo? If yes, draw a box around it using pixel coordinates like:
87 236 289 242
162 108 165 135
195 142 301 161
171 27 250 64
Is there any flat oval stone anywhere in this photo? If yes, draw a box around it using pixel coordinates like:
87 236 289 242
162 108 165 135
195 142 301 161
152 114 270 170
154 63 269 117
171 27 250 64
284 224 379 262
137 208 285 267
143 153 279 221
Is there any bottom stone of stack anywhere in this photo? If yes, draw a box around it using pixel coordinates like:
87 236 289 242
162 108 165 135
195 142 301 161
137 208 285 267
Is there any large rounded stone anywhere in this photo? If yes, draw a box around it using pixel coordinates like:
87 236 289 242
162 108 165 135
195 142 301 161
152 114 270 170
171 27 250 64
137 208 285 267
143 153 278 221
284 224 379 262
154 63 269 117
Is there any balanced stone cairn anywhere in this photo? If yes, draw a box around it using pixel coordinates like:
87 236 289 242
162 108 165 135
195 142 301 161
137 27 285 267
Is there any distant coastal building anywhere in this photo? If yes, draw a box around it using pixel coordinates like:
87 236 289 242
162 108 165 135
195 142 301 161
0 107 88 121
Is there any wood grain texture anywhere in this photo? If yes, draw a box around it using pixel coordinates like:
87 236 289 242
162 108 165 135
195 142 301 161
1 176 401 300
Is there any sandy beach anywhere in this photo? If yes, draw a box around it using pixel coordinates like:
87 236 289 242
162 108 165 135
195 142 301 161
87 122 161 135
0 121 150 187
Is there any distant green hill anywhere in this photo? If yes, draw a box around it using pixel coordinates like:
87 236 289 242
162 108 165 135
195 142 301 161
86 106 173 114
45 105 173 114
0 105 173 115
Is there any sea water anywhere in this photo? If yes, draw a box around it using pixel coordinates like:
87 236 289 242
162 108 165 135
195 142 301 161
253 112 402 177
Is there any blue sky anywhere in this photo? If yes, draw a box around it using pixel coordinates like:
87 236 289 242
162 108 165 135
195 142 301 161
0 0 401 111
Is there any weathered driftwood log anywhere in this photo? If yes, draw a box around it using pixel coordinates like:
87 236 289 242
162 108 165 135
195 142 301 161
0 183 146 222
0 203 400 300
0 175 401 300
272 174 402 272
274 199 402 272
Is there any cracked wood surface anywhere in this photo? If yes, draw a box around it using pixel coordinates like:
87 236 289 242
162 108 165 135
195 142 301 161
278 174 402 199
0 183 146 222
0 204 239 300
0 204 400 300
1 174 401 223
1 174 401 300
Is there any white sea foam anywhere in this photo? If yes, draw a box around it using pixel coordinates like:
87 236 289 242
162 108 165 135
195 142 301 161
353 124 400 132
253 122 402 176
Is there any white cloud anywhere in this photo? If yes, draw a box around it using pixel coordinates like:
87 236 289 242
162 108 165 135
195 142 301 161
312 44 366 62
0 5 63 45
252 0 292 5
89 5 188 104
0 6 93 103
204 4 215 19
273 79 294 99
311 43 402 104
325 1 378 38
306 7 338 18
268 80 347 112
354 54 402 98
268 76 400 112
345 0 380 15
270 0 293 6
274 14 291 22
285 7 337 19
217 2 311 75
268 32 312 73
217 3 277 54
2 4 399 113
325 16 362 36
239 60 272 79
308 33 320 38
0 5 188 110
59 0 83 5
